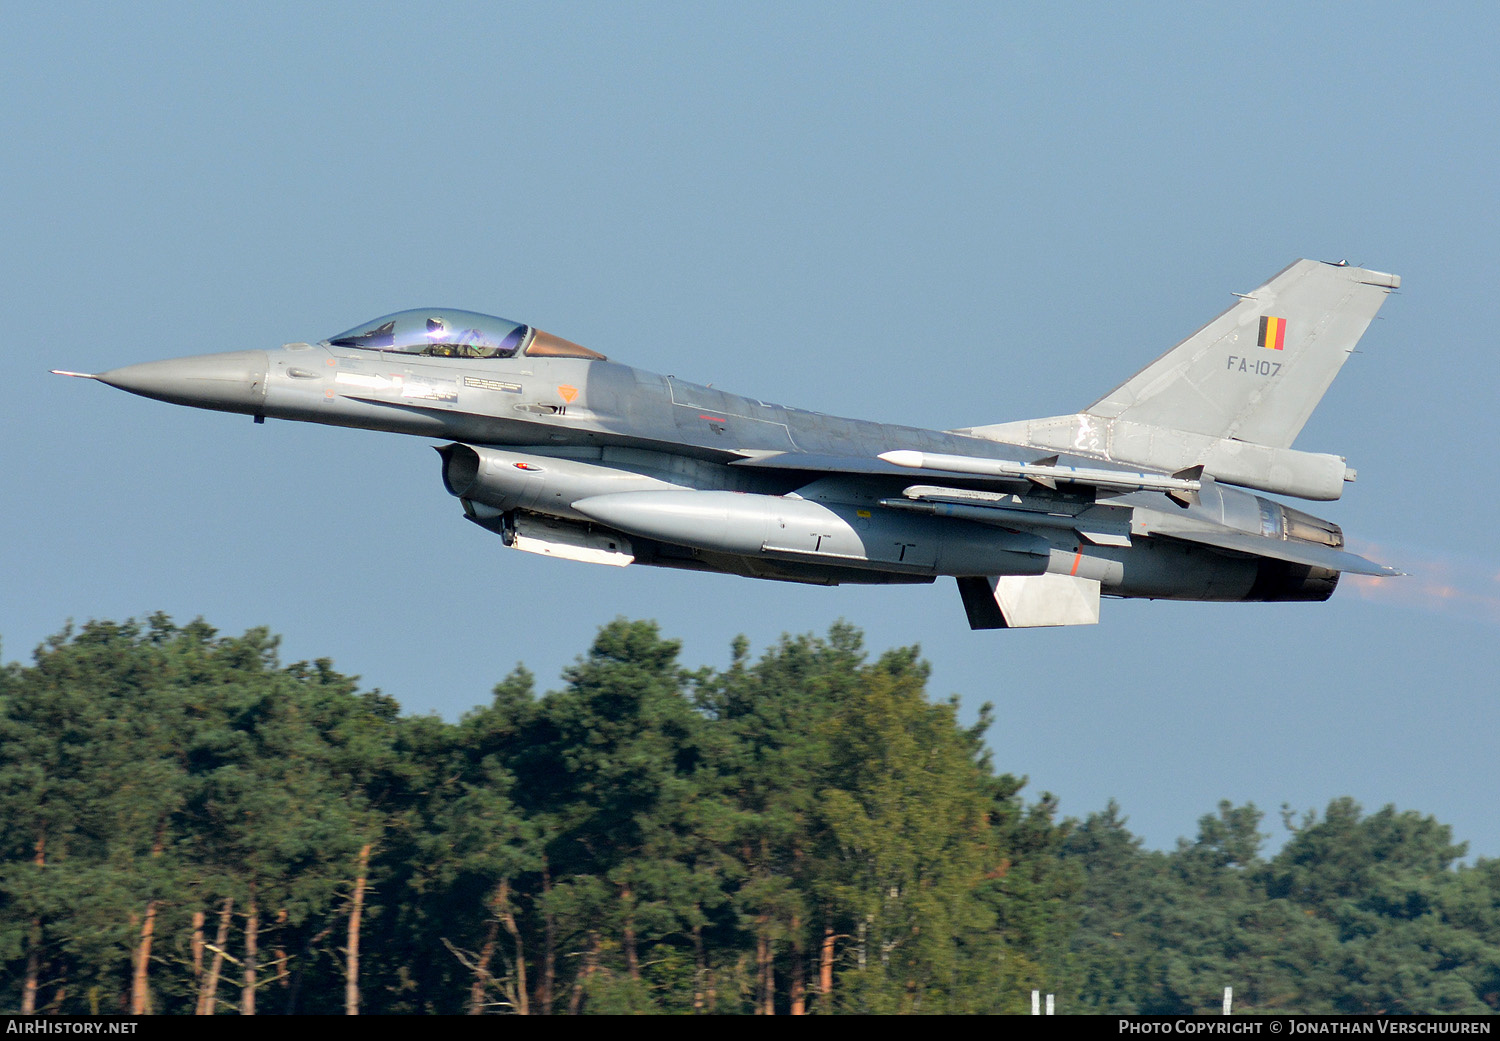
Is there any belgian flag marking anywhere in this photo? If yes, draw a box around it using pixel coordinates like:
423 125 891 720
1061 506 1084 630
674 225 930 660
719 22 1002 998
1258 315 1287 351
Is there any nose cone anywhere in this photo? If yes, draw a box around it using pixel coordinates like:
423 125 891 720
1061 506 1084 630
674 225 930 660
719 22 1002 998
97 350 269 414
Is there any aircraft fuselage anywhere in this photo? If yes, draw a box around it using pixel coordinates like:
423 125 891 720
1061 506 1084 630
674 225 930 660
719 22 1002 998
62 260 1403 627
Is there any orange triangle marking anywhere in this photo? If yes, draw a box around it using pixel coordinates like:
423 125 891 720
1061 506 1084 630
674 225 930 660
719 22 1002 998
557 384 579 403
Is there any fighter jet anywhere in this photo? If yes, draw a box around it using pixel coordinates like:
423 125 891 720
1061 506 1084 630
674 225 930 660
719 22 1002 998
55 259 1401 628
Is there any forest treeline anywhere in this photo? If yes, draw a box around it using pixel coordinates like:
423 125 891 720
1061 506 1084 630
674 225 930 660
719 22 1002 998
2 615 1498 1014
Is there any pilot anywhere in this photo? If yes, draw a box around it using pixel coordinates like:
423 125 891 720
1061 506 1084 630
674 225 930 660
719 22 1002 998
424 315 501 358
424 317 457 357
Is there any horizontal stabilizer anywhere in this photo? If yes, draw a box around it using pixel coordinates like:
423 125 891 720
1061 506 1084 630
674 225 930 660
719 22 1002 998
1156 527 1400 577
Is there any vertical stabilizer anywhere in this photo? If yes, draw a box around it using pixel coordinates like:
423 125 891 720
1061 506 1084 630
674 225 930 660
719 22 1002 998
955 259 1400 500
1085 259 1398 449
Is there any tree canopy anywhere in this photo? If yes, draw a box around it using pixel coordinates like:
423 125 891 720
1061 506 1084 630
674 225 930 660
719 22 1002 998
2 616 1495 1014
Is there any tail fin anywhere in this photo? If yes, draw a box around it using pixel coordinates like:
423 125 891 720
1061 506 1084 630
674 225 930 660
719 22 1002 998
1087 259 1398 449
956 260 1400 501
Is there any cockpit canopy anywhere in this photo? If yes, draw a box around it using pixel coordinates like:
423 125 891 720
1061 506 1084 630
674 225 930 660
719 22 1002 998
326 309 606 361
328 309 530 358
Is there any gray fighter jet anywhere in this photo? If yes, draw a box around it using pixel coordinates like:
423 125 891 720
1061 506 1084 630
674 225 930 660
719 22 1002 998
56 259 1401 628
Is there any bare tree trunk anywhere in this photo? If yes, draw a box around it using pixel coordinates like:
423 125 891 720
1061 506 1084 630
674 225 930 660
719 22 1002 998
130 824 166 1015
131 901 158 1014
497 879 529 1015
282 922 332 1016
191 910 205 988
345 842 370 1015
273 909 289 989
757 838 774 1014
820 926 836 1007
22 942 41 1015
539 863 555 1015
757 916 774 1015
21 833 44 1014
789 914 805 1015
692 920 706 1013
469 912 500 1015
197 898 232 1015
568 931 599 1014
621 882 640 982
241 890 258 1016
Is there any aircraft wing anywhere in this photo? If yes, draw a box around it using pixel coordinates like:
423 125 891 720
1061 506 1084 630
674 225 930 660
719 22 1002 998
735 453 1398 576
881 481 1397 576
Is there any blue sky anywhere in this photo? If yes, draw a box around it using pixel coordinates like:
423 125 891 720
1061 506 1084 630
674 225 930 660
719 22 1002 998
5 2 1498 855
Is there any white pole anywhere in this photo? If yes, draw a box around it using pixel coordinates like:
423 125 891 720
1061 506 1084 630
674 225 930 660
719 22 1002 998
1046 993 1055 1015
1031 989 1040 1015
1223 986 1232 1015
